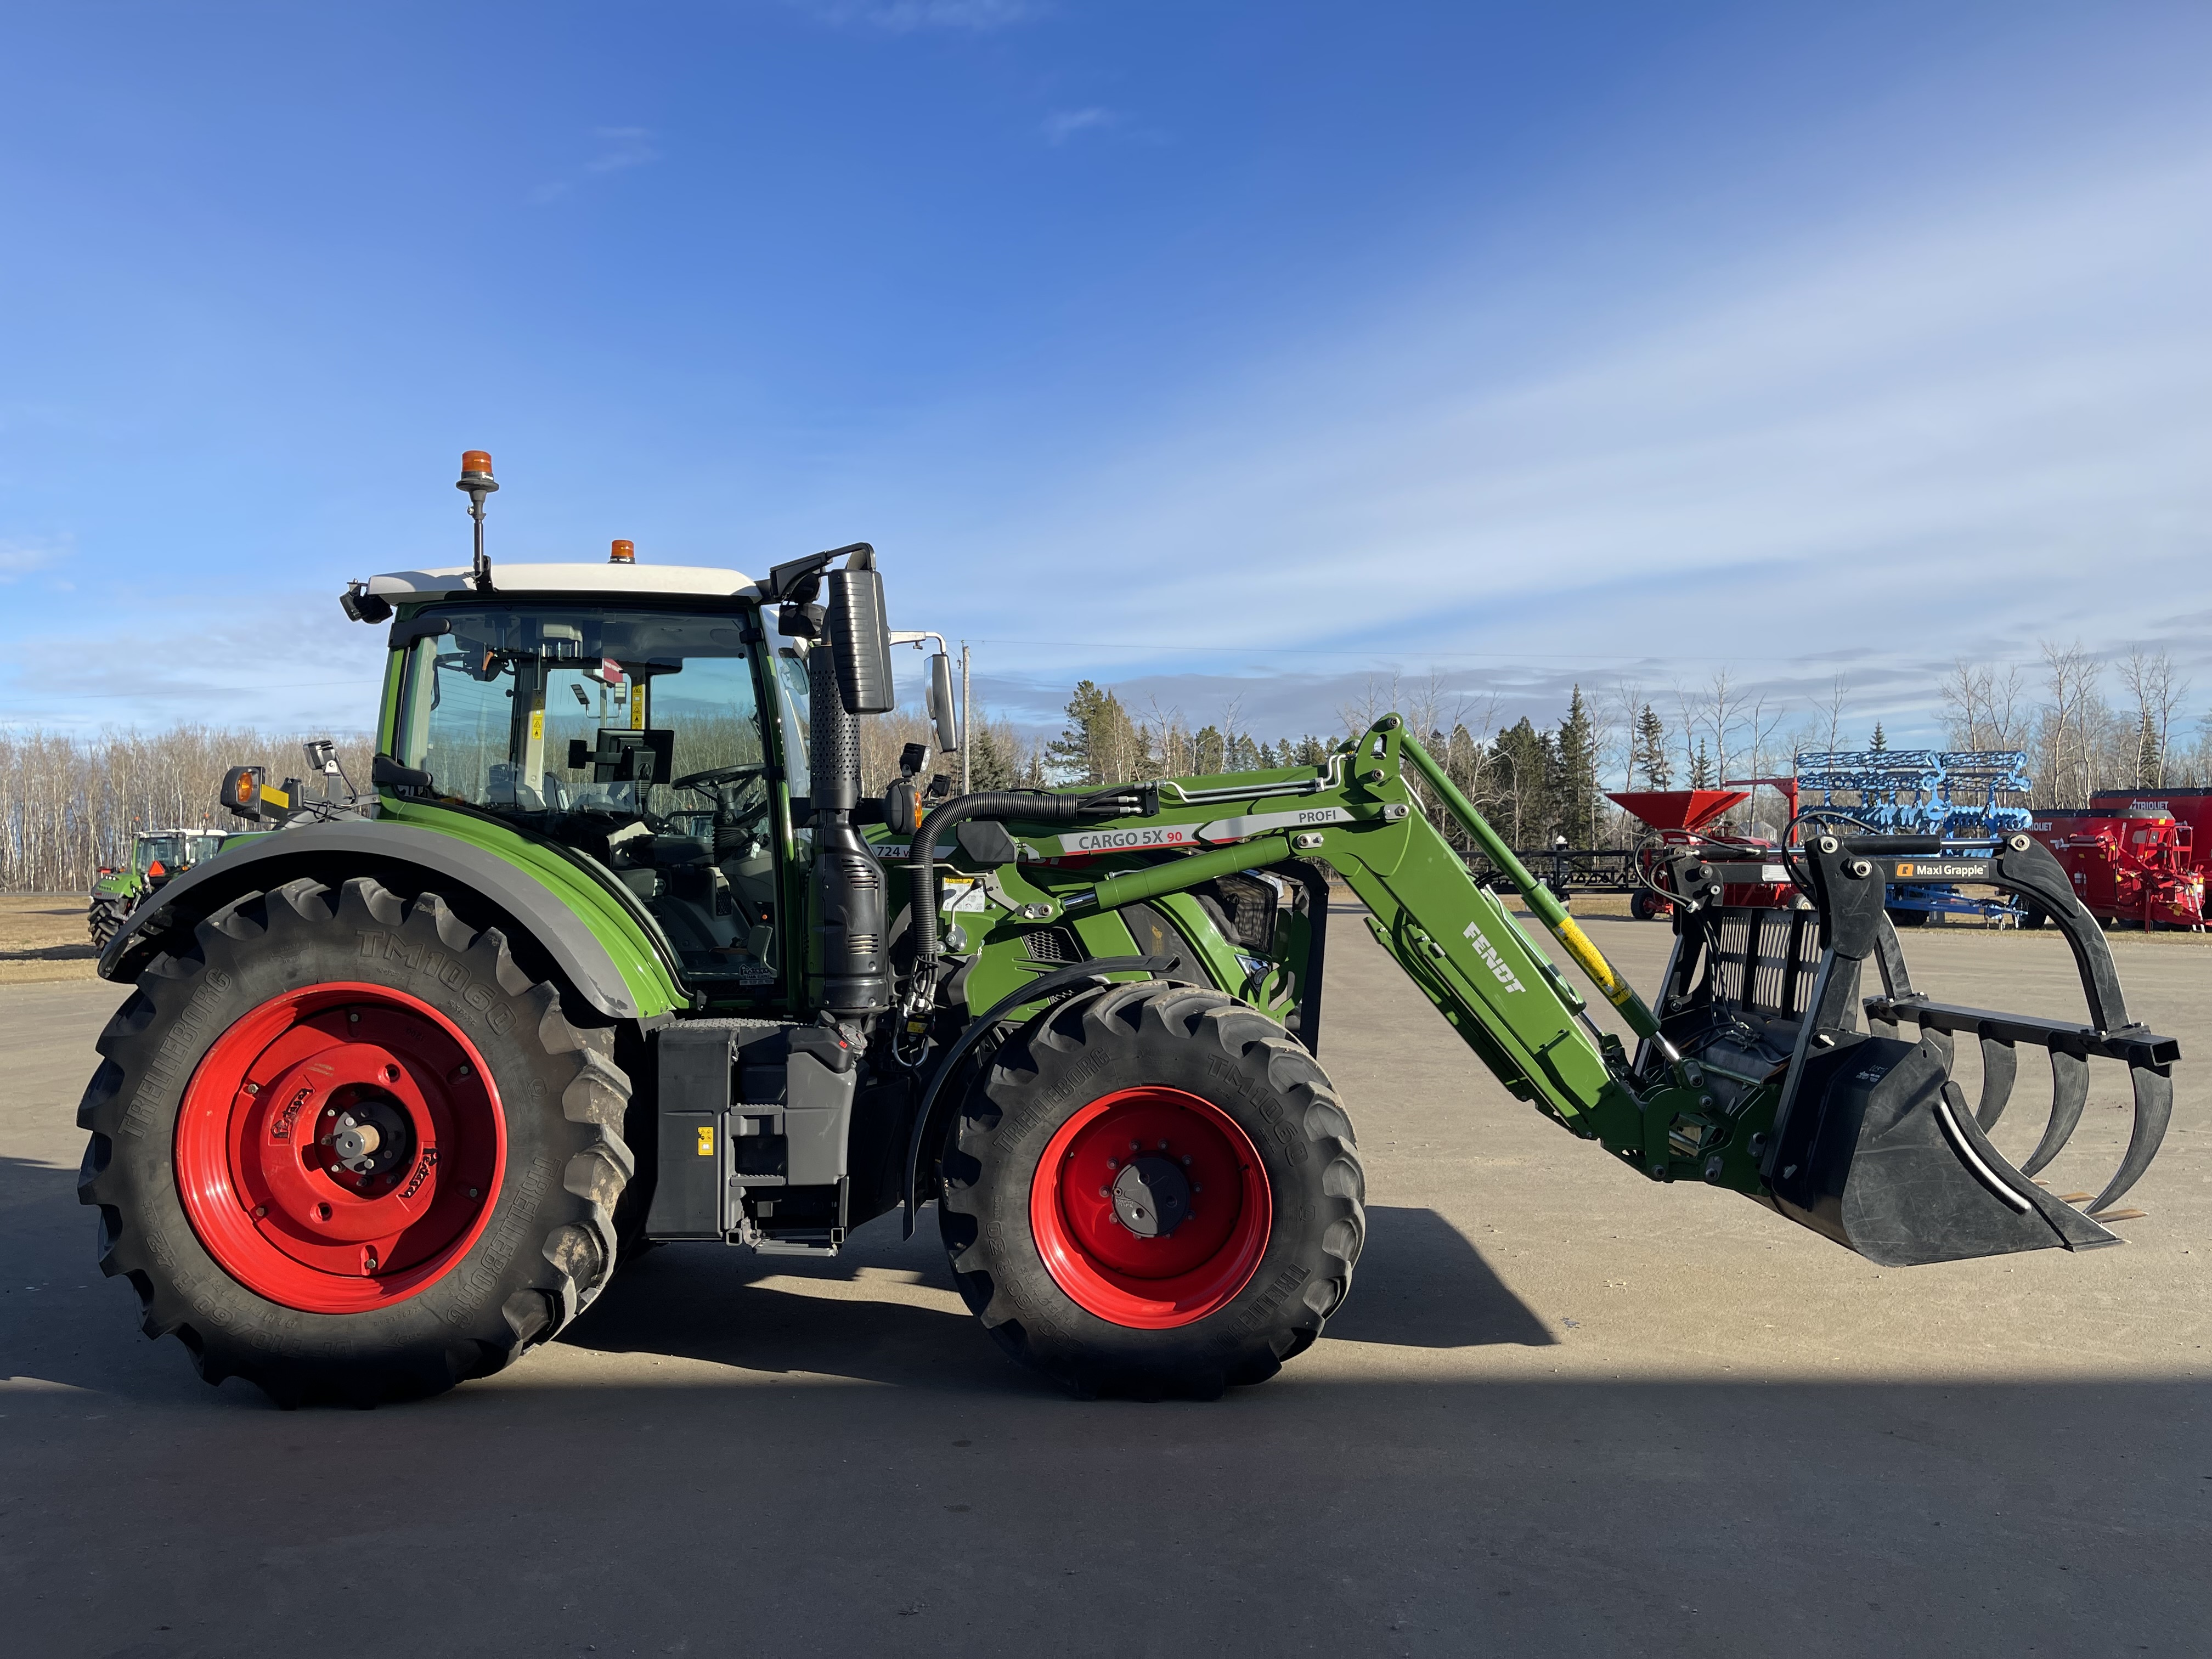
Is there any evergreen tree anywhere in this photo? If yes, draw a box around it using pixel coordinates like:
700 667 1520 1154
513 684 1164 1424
1634 704 1672 788
1492 718 1556 845
1192 724 1226 775
1689 737 1713 788
1554 685 1598 847
967 721 1017 791
1048 681 1142 784
1869 722 1888 754
2137 711 2162 788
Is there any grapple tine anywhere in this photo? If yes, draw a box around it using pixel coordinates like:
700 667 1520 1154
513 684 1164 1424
2021 1048 2089 1178
1974 1036 2018 1131
2088 1065 2174 1217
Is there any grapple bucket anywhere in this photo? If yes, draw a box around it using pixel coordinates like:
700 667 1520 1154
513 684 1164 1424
1649 835 2178 1267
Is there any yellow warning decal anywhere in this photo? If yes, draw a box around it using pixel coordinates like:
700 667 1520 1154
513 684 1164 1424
262 786 290 809
696 1125 715 1156
631 686 647 731
529 709 544 743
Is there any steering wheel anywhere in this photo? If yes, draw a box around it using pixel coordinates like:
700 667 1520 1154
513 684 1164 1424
673 761 770 794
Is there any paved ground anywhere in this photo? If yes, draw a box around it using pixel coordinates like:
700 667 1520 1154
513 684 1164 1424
2 910 2205 1658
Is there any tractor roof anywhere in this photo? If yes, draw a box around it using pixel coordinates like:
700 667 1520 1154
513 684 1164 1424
366 562 760 604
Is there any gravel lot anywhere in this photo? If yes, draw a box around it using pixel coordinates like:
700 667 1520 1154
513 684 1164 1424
2 909 2205 1658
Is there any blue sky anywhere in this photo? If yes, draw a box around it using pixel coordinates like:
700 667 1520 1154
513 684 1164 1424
2 1 2205 751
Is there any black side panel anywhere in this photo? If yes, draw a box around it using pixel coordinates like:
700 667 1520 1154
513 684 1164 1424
646 1026 735 1239
96 820 645 1018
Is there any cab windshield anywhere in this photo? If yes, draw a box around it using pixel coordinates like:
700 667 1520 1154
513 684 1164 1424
138 835 193 870
392 602 798 986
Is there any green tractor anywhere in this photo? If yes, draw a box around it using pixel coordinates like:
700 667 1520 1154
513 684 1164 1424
87 830 232 948
80 454 2180 1405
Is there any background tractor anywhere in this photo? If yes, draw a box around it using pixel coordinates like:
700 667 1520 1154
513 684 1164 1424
86 829 233 948
78 454 2181 1405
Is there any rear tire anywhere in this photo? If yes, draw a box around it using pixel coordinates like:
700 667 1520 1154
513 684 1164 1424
88 900 123 949
76 876 633 1406
939 983 1364 1400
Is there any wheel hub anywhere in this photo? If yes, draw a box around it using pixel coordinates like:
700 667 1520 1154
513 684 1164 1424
1028 1085 1272 1329
326 1092 411 1178
1110 1154 1191 1237
173 983 505 1313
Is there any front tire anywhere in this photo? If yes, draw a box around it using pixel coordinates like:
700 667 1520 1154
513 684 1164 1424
76 876 634 1406
940 983 1364 1399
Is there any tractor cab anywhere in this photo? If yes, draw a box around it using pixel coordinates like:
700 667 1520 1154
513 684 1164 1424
369 562 815 994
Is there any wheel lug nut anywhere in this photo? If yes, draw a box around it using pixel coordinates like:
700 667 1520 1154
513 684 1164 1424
1181 1155 1192 1166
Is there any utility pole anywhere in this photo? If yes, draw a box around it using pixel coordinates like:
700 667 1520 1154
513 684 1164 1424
960 643 972 794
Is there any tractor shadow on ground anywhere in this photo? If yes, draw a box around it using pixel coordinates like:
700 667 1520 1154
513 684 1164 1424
564 1203 1551 1387
1320 1205 1555 1348
0 942 100 963
562 1212 1023 1392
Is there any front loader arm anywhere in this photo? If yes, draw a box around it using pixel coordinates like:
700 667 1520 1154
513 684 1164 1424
1018 715 1714 1184
1289 719 1701 1181
944 713 2175 1263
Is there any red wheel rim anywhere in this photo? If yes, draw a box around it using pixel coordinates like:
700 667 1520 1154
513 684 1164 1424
1029 1086 1271 1329
173 983 506 1313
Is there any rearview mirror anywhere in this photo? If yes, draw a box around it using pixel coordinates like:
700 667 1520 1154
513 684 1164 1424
826 565 895 715
926 650 960 753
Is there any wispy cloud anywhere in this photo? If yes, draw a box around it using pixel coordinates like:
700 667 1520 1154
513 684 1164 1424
924 145 2212 741
0 538 67 583
784 0 1040 34
1041 106 1117 145
531 126 662 204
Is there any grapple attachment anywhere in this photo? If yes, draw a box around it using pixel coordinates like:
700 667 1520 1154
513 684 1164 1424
1651 834 2178 1267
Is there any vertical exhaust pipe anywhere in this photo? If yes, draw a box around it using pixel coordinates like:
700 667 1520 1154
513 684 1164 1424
808 624 890 1019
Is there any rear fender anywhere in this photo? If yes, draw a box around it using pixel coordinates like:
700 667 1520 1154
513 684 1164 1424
96 820 679 1023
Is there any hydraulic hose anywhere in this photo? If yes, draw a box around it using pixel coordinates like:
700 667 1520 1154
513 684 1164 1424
905 786 1149 990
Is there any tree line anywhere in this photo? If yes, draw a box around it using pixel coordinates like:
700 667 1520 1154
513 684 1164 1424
0 727 371 894
7 642 2205 891
1035 643 2212 851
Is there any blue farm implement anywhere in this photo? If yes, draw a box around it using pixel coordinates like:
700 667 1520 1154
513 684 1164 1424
1793 751 2032 927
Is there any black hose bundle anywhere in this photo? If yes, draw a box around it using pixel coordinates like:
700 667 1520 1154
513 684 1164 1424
906 785 1153 986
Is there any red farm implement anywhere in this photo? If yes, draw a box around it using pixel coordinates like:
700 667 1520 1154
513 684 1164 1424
2026 798 2207 931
